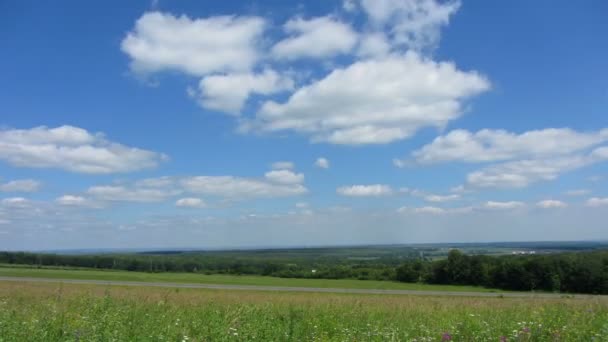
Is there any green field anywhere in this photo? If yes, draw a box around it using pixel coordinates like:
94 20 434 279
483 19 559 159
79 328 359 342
0 265 500 292
0 281 606 341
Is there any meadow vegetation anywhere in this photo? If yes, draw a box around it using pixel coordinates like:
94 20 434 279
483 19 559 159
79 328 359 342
0 282 606 341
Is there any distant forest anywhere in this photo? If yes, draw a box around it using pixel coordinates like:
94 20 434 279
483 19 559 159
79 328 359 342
1 249 607 294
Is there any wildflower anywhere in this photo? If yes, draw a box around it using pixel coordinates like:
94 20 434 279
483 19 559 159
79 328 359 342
441 332 452 341
500 336 507 342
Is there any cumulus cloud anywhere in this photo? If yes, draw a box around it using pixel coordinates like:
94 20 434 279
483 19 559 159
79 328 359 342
411 128 608 164
264 169 304 184
413 206 446 214
55 195 100 208
0 125 166 174
0 179 41 192
271 161 294 170
87 185 179 202
466 150 608 189
404 188 461 202
565 189 590 196
359 0 460 51
586 197 608 207
85 168 308 203
175 197 206 208
249 52 489 145
295 202 309 209
1 197 30 208
315 157 330 169
357 32 391 58
423 194 460 202
181 175 307 199
343 0 357 12
466 157 583 189
193 69 293 114
397 205 472 215
337 184 393 196
408 128 608 189
122 12 266 76
536 200 567 209
55 195 86 206
271 16 358 60
483 201 525 210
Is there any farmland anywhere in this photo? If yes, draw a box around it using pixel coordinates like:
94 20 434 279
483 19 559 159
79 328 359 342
0 281 607 341
4 243 608 294
0 266 498 293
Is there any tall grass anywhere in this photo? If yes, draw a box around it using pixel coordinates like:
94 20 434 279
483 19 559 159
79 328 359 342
0 282 607 341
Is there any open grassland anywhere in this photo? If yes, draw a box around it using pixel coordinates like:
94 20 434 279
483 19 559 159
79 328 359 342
0 265 498 292
0 282 607 341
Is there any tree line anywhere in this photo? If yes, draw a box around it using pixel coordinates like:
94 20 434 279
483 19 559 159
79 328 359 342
396 250 608 294
1 249 607 294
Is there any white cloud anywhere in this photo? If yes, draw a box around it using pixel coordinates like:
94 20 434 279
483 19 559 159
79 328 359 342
405 188 460 202
194 69 293 115
175 197 206 208
1 197 30 208
249 52 489 145
55 195 100 208
271 16 358 60
295 202 309 209
411 129 608 189
466 157 582 189
398 205 472 215
87 186 178 202
87 169 308 203
424 194 460 202
536 200 567 209
271 161 295 170
586 197 608 207
55 195 86 206
315 157 330 169
0 125 166 174
359 0 460 51
412 128 608 164
565 189 590 196
357 32 391 58
343 0 357 12
181 176 307 199
264 169 304 184
465 150 608 189
0 179 41 192
414 206 445 214
122 12 266 76
483 201 525 210
337 184 393 196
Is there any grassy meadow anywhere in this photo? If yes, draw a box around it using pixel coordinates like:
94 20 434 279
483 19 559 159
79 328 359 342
0 265 499 292
0 281 607 341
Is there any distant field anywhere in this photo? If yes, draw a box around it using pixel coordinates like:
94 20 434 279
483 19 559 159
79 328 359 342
0 265 498 292
0 281 606 341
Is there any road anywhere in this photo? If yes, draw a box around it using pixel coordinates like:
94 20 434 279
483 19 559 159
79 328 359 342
1 276 602 299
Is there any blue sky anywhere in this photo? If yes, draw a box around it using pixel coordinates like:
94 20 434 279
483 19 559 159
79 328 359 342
1 0 607 250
